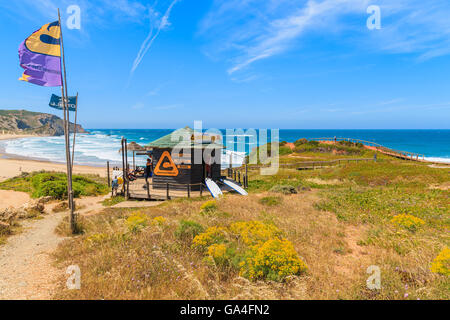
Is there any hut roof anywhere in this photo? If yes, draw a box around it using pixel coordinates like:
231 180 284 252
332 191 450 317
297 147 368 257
147 126 223 149
127 141 146 151
119 141 147 152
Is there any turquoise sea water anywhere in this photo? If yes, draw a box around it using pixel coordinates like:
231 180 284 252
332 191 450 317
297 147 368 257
1 129 449 167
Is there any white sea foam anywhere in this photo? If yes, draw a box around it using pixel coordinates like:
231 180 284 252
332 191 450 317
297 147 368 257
424 157 450 164
2 133 247 169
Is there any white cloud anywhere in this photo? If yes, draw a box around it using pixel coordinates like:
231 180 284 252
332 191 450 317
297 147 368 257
199 0 450 75
129 0 180 78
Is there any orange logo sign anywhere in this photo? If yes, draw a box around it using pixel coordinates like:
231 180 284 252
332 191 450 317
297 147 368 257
154 151 179 176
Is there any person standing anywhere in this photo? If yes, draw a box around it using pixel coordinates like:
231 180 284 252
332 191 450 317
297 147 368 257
145 158 152 183
111 176 119 196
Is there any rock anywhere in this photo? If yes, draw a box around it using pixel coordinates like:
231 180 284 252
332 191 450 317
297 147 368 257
22 200 44 213
38 196 53 204
0 208 18 223
0 221 10 233
269 185 298 195
52 201 68 213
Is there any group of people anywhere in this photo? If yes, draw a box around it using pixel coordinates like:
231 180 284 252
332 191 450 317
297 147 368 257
111 157 153 196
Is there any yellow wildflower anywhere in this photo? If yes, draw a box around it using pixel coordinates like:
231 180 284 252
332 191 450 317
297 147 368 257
125 211 148 233
151 216 166 226
192 226 227 250
230 221 281 246
391 214 425 231
208 243 227 259
430 248 450 276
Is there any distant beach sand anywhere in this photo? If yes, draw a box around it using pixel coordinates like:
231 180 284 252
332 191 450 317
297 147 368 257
0 133 37 141
0 134 106 183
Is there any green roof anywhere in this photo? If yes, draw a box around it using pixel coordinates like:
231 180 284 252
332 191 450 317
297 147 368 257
147 127 223 149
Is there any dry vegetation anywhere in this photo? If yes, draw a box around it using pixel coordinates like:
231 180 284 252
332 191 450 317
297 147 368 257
52 149 449 300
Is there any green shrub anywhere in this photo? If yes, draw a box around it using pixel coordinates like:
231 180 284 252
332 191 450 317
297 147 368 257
259 196 282 206
193 221 307 282
34 180 68 199
0 172 109 200
279 146 293 155
294 138 308 145
175 220 205 242
239 238 308 282
125 212 148 233
0 172 33 193
269 185 297 195
102 196 126 207
200 200 218 215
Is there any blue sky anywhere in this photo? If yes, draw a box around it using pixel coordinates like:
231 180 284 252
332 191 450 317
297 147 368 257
1 0 449 129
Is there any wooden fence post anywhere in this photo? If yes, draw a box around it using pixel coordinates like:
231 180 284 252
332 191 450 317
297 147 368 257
146 180 150 200
245 162 248 188
200 184 203 197
121 138 126 196
166 183 170 200
107 161 110 188
187 184 191 198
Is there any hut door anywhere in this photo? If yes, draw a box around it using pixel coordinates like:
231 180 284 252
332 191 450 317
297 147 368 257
202 160 212 181
202 161 206 182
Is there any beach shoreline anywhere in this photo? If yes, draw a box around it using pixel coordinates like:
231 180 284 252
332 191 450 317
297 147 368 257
0 134 106 182
0 133 39 141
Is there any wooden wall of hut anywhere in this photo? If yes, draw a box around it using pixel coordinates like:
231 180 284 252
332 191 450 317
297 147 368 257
152 147 222 190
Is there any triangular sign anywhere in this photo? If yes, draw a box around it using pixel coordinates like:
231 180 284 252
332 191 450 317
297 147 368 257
154 151 179 176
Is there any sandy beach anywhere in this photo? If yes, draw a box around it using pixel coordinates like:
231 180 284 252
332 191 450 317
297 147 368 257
0 134 106 182
0 134 37 141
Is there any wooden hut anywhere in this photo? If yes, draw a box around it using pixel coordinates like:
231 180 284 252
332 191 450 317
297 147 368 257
146 127 223 190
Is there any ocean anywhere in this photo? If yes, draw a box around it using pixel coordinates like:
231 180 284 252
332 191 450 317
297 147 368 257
1 129 449 167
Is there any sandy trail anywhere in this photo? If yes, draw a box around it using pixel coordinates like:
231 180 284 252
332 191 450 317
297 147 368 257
0 195 106 300
0 190 30 210
0 209 66 299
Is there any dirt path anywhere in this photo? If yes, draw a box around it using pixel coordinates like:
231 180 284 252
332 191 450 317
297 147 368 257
0 190 30 210
0 195 107 300
0 210 66 299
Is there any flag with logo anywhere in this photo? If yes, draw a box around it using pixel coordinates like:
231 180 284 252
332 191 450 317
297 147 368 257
49 94 77 111
18 21 62 87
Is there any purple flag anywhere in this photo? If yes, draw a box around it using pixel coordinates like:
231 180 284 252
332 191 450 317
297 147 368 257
18 21 62 87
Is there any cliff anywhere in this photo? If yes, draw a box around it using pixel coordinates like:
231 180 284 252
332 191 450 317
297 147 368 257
0 110 87 136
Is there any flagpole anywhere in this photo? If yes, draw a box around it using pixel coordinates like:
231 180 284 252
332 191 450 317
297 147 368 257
58 9 76 233
71 92 78 169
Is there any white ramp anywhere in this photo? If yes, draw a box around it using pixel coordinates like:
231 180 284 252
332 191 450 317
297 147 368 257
222 179 248 196
205 178 223 199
